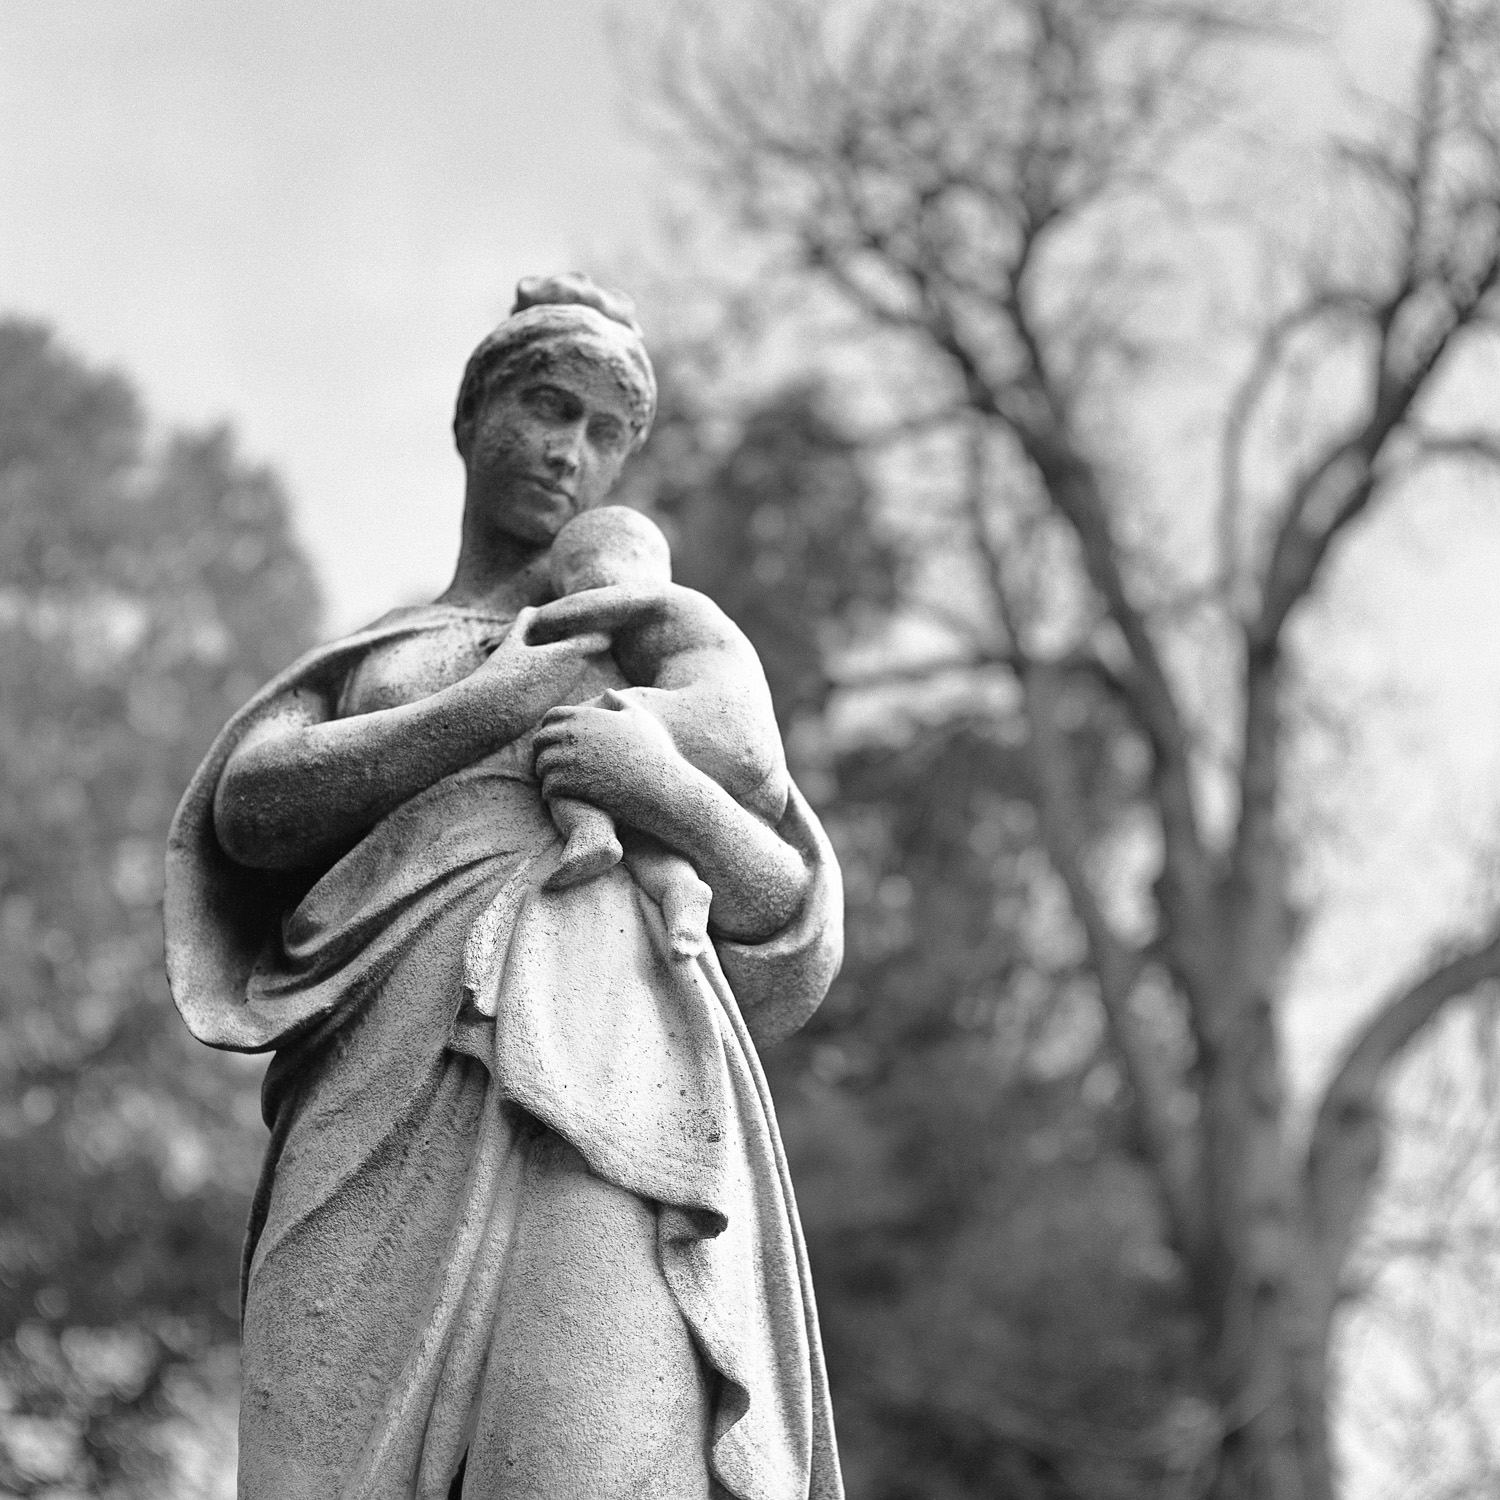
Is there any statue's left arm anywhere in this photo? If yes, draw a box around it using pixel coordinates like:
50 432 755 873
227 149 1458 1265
532 690 811 943
534 689 842 1045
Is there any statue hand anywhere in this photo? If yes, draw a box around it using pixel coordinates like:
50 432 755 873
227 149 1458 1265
532 689 681 826
471 607 609 731
527 585 671 645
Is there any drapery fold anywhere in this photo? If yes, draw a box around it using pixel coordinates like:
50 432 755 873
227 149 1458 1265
163 606 845 1500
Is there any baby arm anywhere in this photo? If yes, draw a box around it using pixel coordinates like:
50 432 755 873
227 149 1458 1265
530 586 791 953
608 602 788 957
612 589 789 822
533 691 810 942
543 748 715 957
613 680 788 822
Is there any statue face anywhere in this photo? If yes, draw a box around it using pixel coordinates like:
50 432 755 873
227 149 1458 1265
465 350 637 545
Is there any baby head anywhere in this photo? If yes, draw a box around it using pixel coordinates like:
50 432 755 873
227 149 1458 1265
549 506 672 595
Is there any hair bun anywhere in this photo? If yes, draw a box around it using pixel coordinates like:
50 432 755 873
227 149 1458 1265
511 274 643 337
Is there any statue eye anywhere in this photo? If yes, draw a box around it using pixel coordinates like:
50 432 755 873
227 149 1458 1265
590 416 627 450
525 386 574 422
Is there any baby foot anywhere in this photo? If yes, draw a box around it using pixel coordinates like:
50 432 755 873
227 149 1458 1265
661 875 713 960
544 827 624 890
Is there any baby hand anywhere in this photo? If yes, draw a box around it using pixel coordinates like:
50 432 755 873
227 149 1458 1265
532 689 680 821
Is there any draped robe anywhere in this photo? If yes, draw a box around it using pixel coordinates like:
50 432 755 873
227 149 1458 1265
163 605 845 1500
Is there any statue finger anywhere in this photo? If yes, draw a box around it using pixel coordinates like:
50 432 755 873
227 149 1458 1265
535 738 588 771
535 631 609 660
533 719 579 748
538 764 584 801
511 604 538 645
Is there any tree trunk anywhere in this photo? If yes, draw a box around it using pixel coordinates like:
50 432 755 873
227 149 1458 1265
1196 996 1333 1500
1190 800 1339 1500
1201 1241 1337 1500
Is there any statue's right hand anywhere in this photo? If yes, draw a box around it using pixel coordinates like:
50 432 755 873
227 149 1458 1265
469 606 610 728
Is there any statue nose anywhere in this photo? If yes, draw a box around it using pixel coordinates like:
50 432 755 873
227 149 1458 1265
546 437 582 475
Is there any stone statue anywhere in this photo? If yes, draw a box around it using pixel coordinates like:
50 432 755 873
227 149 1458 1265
163 274 845 1500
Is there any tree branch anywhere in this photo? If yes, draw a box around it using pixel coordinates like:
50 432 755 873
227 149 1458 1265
1022 661 1203 1255
1223 12 1500 1044
1251 256 1498 657
1248 0 1500 657
1408 428 1500 468
1217 292 1374 608
1304 925 1500 1286
954 420 1202 1250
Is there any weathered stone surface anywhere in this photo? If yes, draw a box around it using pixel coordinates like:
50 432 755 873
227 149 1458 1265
164 276 845 1499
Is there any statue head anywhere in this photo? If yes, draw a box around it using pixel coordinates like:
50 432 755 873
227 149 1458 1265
453 274 657 464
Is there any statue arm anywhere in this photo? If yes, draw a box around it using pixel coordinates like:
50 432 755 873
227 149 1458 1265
215 611 608 871
532 691 810 942
625 754 809 941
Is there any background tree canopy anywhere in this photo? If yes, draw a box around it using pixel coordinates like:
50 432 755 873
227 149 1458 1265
0 319 317 1496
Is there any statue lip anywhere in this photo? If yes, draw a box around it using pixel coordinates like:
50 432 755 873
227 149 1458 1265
527 474 577 503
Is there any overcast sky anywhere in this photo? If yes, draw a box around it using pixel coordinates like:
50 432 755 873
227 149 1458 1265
0 0 1447 629
1 0 658 632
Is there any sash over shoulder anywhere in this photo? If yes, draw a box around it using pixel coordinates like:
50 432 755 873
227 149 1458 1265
165 606 462 1052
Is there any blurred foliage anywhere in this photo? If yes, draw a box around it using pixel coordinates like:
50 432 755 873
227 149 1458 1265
650 381 903 726
0 319 318 1497
629 375 1205 1498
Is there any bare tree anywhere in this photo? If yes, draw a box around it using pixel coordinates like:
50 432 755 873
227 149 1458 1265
644 1 1500 1496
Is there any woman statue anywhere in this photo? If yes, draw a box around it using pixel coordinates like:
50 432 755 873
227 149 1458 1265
163 276 845 1500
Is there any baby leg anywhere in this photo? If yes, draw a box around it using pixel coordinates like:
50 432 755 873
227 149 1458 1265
544 796 624 890
621 837 713 960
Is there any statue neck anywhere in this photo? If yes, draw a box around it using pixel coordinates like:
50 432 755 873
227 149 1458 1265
436 483 557 617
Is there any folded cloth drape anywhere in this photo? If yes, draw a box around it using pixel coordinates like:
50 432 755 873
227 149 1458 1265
163 606 846 1500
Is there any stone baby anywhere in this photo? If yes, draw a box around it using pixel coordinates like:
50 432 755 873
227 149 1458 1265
530 505 788 957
